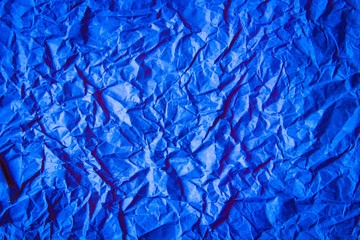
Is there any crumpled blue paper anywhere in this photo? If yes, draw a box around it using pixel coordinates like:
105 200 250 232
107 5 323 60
0 0 360 239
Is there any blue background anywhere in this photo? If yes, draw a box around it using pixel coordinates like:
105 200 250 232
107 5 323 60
0 0 360 239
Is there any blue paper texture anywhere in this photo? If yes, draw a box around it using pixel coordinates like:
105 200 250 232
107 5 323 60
0 0 360 239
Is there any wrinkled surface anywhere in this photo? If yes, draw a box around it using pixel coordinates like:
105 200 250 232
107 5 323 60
0 0 360 239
